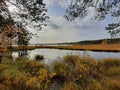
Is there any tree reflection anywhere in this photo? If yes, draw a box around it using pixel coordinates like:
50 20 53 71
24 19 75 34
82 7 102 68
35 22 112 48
18 50 28 57
0 49 28 63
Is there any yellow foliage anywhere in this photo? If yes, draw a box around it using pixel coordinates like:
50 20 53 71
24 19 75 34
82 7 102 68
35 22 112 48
28 61 41 69
38 69 48 80
61 82 80 90
0 54 120 90
4 79 11 85
75 64 88 73
88 79 101 90
26 77 37 87
49 72 56 78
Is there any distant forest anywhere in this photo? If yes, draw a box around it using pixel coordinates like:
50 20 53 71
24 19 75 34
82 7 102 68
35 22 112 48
74 38 120 45
41 38 120 45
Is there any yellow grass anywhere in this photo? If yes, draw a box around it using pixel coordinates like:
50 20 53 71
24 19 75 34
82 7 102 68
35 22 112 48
0 54 120 90
12 44 120 52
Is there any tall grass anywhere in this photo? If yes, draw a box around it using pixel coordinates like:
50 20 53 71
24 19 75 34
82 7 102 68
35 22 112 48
0 55 120 90
12 43 120 52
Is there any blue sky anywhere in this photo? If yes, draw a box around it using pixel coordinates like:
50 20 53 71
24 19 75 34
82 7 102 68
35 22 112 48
30 0 112 44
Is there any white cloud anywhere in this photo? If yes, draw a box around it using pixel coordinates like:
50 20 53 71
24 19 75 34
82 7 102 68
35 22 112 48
44 0 56 6
30 0 110 44
30 14 109 44
57 0 71 8
44 0 70 8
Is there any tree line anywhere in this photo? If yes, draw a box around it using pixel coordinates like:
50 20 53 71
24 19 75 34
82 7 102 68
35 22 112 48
75 38 120 45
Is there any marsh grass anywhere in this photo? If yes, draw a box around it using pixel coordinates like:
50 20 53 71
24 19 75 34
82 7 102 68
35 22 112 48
0 55 120 90
12 43 120 52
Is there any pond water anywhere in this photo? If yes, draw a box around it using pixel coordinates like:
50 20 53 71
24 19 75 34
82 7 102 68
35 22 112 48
13 49 120 64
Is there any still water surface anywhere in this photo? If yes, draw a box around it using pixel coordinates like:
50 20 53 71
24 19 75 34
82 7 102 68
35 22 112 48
13 49 120 64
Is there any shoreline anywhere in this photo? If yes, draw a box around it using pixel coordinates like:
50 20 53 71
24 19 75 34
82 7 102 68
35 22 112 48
11 44 120 52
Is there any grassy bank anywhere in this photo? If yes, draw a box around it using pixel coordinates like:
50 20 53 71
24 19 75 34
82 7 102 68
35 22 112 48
11 43 120 52
0 55 120 90
1 43 119 52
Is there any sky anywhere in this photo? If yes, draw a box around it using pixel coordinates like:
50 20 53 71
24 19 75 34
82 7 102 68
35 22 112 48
30 0 113 44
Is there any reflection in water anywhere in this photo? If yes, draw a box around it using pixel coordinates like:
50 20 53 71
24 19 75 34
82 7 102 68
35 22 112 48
18 50 28 57
27 49 120 64
0 50 28 63
1 49 120 64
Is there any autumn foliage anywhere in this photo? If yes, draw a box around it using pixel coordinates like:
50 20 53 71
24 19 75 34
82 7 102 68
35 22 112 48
0 54 120 90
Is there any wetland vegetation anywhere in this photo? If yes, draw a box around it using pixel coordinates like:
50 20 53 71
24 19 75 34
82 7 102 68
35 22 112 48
0 54 120 90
